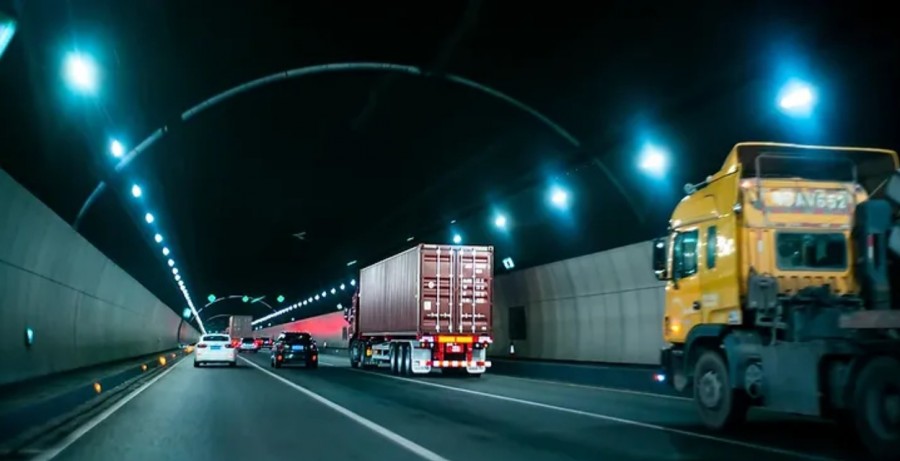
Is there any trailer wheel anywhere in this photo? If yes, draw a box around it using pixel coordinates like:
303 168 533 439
400 343 411 376
693 350 748 430
852 356 900 461
389 343 399 375
349 342 360 368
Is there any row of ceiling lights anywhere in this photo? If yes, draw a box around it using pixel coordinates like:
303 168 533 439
252 278 357 327
63 52 205 332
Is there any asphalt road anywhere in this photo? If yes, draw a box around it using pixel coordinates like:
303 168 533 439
33 352 869 461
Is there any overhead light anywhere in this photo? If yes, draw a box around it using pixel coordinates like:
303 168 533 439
145 213 155 224
162 247 170 256
340 284 346 290
331 288 336 295
131 184 142 198
167 259 175 267
154 234 163 243
347 260 357 267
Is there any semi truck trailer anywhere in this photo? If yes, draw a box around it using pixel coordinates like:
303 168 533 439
654 142 900 460
347 244 494 376
228 315 253 342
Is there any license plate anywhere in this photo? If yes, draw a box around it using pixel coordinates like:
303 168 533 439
291 345 304 351
211 345 221 350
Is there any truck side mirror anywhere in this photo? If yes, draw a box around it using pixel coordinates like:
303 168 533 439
652 237 669 281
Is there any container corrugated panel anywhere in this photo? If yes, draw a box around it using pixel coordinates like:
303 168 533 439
358 246 420 335
358 244 494 337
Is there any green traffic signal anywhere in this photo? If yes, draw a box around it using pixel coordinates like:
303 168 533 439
277 295 285 303
207 294 216 303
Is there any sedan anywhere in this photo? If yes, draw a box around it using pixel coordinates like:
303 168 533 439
194 334 237 367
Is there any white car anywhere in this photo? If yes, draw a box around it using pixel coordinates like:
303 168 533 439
194 334 237 367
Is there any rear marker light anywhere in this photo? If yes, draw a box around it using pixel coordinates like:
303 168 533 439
93 382 102 394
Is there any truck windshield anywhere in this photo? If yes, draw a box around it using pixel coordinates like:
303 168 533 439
776 232 847 271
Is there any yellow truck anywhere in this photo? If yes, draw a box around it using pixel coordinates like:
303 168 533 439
654 142 900 460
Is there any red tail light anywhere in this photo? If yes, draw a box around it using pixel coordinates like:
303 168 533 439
197 343 208 348
277 355 283 361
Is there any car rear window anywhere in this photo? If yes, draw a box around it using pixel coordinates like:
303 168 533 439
283 333 310 343
203 335 229 342
241 338 255 343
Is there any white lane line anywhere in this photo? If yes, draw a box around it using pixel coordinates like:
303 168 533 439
33 357 189 461
495 374 690 401
356 370 839 461
239 357 450 461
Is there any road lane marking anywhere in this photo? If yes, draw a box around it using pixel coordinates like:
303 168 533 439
490 374 690 401
33 357 188 461
356 369 839 461
239 357 450 461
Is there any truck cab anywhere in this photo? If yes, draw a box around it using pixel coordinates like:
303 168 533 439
653 142 900 460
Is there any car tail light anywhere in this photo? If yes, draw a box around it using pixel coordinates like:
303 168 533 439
197 343 208 348
277 355 283 361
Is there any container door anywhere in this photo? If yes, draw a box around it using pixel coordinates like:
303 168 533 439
454 246 493 334
420 246 455 334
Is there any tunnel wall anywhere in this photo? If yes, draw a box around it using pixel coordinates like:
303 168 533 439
489 240 664 365
257 240 665 366
0 169 200 387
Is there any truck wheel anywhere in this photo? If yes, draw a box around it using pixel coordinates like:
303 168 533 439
400 343 411 376
693 350 748 430
852 356 900 461
389 343 399 375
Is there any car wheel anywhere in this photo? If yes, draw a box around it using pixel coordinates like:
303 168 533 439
274 360 282 369
193 361 199 368
229 361 237 368
693 350 749 430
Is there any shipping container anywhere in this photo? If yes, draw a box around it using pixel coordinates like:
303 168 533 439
348 244 494 376
228 315 253 341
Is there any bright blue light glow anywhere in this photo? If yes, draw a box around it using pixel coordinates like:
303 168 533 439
154 233 163 243
110 140 125 158
0 15 17 60
168 259 175 267
131 184 142 198
639 144 669 178
494 214 507 229
172 267 178 275
350 279 356 287
452 234 462 244
777 79 816 117
340 283 346 290
162 247 170 256
314 294 320 301
145 213 155 224
182 308 192 319
64 52 98 93
549 186 569 209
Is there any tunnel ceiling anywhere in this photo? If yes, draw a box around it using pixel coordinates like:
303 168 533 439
1 1 897 323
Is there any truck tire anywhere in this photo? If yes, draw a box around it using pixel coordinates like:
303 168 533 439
852 356 900 461
693 350 749 430
400 343 411 376
389 343 399 375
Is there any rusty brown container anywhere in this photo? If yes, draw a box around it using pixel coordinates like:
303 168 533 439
357 244 493 338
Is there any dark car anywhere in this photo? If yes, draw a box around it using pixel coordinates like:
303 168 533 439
271 332 318 369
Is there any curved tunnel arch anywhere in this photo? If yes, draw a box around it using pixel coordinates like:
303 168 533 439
74 61 585 229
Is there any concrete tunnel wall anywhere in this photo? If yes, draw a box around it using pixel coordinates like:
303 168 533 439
0 169 200 387
253 241 665 366
489 240 665 365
